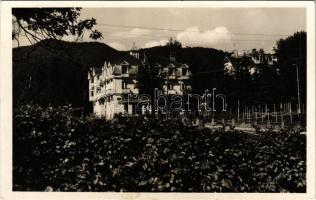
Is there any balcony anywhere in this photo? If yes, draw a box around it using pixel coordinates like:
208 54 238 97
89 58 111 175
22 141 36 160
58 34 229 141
166 90 177 95
180 75 190 80
168 75 176 79
121 88 131 94
121 73 130 78
106 89 114 95
95 92 106 100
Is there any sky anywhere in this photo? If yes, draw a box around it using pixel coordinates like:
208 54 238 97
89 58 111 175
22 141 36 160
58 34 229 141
13 7 306 53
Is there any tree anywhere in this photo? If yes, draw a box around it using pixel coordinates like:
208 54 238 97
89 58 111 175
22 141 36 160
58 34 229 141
12 8 102 46
167 37 182 49
274 31 306 65
251 48 259 57
274 31 307 103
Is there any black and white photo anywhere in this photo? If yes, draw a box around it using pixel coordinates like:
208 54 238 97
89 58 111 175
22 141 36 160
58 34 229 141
0 1 315 200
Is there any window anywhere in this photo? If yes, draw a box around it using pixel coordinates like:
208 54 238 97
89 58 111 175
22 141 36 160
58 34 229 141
168 69 173 76
97 75 100 80
168 83 173 90
124 103 128 112
132 104 137 114
91 90 94 96
122 81 128 89
91 78 94 83
182 69 188 76
122 65 128 74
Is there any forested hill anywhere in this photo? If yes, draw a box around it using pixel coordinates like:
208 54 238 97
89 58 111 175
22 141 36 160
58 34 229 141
13 40 227 110
138 45 226 74
13 39 122 110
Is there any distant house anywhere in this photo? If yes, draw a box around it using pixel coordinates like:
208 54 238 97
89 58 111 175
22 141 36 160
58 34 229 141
223 56 236 77
88 54 142 119
251 52 278 66
149 55 192 95
227 49 278 77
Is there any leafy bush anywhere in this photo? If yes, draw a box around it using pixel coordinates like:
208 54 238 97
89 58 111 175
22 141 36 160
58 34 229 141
13 105 306 192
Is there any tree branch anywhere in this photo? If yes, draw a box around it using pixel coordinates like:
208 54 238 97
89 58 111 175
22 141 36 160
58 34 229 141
16 20 40 44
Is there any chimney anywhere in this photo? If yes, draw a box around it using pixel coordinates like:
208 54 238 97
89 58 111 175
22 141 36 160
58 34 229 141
130 42 139 59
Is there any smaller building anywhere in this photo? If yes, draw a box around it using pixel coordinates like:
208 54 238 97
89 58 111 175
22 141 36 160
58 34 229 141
227 49 278 77
148 56 192 95
251 52 278 66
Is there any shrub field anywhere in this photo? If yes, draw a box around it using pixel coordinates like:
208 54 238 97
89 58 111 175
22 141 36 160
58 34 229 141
13 105 306 192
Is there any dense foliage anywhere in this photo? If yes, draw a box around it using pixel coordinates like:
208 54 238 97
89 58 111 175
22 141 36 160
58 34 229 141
13 105 306 192
274 31 307 103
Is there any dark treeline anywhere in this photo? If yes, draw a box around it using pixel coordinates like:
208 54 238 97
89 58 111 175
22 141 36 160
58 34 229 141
137 31 306 110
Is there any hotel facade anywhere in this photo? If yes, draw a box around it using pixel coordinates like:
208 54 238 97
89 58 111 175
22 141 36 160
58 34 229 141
88 50 192 119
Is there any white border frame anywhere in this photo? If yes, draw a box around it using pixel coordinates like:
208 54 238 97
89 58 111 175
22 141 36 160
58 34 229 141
1 1 315 200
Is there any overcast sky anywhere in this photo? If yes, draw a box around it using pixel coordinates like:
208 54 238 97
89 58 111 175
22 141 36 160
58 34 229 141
13 7 306 52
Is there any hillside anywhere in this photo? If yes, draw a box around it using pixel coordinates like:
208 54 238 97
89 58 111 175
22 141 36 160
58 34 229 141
13 39 124 111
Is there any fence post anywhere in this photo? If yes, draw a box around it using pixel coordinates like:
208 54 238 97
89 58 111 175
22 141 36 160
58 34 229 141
289 103 293 124
248 108 251 123
237 100 240 122
255 108 258 125
281 111 284 129
267 107 270 128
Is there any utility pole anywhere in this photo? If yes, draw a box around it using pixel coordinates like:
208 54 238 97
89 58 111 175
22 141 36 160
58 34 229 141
295 63 301 114
166 40 171 119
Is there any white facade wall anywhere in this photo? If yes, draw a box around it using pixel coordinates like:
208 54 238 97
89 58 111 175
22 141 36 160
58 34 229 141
105 95 125 119
88 60 140 120
173 85 182 94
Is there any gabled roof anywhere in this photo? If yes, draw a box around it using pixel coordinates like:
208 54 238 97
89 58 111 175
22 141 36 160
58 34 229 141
147 55 187 68
93 67 102 75
166 63 176 68
112 66 121 75
181 64 189 68
110 53 143 66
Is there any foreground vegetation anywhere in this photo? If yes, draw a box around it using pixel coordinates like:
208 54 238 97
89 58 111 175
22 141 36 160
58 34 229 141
13 105 306 192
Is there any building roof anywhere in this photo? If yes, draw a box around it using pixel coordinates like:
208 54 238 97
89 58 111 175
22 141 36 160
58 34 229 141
147 55 186 68
110 53 143 66
93 67 102 75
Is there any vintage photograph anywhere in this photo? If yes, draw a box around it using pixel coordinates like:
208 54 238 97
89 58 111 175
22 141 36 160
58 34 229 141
6 3 312 194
